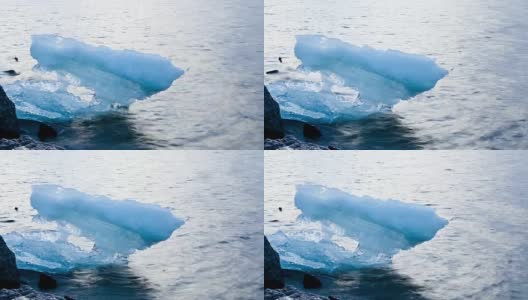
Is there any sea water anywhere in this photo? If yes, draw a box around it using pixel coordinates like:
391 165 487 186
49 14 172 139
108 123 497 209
0 0 262 149
0 151 263 299
265 0 528 149
265 151 528 299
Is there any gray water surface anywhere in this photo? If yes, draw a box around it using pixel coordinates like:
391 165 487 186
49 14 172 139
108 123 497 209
265 151 528 299
1 0 263 149
0 151 263 300
265 0 528 149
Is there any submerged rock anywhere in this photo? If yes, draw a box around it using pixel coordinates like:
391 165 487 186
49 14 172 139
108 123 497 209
0 285 63 300
0 85 20 139
303 124 322 139
303 273 322 289
0 236 20 289
38 123 58 141
266 70 279 74
38 274 57 290
264 236 284 289
264 86 284 139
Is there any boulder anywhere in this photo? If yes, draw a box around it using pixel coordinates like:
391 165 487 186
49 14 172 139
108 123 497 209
303 124 321 139
38 123 58 141
303 273 322 289
0 85 20 139
38 273 57 290
264 236 284 289
0 235 20 289
264 86 284 139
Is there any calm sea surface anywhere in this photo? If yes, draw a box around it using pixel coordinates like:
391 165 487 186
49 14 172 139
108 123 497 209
0 0 263 149
265 0 528 149
0 151 263 300
265 151 528 299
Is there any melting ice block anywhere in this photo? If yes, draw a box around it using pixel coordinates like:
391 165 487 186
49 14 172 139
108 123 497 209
4 184 184 273
31 34 183 92
269 184 447 273
4 34 184 121
268 35 448 123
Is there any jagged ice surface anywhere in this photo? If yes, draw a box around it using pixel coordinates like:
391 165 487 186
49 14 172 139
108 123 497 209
269 184 447 273
268 35 447 123
4 184 184 273
4 34 184 121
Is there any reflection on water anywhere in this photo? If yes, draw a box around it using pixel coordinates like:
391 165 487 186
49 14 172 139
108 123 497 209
53 112 154 150
279 114 424 149
21 266 156 300
285 268 429 300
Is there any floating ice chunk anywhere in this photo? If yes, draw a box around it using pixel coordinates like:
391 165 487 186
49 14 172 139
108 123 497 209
268 35 447 124
269 184 447 273
295 35 447 93
31 34 183 92
3 35 184 122
4 185 184 273
268 74 387 123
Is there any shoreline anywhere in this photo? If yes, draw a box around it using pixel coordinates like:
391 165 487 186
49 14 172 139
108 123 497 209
264 236 337 300
0 85 62 150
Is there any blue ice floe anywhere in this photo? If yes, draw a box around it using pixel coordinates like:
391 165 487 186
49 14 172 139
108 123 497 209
268 35 448 123
3 34 184 121
4 185 184 273
269 184 447 273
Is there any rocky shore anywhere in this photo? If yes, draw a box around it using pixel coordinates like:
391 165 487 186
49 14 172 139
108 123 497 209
0 235 67 300
0 85 62 150
264 236 337 300
264 86 337 150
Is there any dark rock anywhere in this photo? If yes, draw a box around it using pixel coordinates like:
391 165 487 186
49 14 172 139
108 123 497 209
303 124 321 139
328 145 338 150
2 70 20 76
0 85 20 139
264 86 284 139
264 236 284 289
0 284 63 299
328 296 339 300
266 70 279 74
38 273 57 290
38 123 58 141
64 296 76 300
265 286 327 300
0 135 64 150
0 235 20 289
303 273 322 289
265 135 328 150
